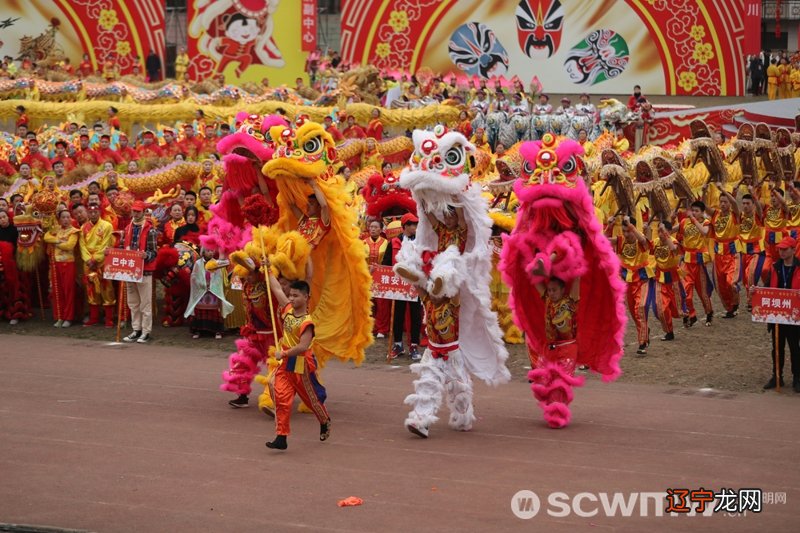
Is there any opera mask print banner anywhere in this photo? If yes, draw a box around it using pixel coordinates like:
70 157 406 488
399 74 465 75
340 0 748 96
187 0 309 84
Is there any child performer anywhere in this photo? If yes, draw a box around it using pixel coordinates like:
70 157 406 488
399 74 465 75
536 276 580 372
677 201 714 327
43 210 80 327
523 275 584 427
184 248 233 339
705 184 742 318
420 201 467 297
738 190 766 310
764 188 788 264
404 282 474 438
607 216 654 355
289 180 330 280
652 221 683 341
265 273 331 451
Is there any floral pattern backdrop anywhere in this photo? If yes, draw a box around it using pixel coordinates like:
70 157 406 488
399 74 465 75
340 0 748 96
0 0 164 75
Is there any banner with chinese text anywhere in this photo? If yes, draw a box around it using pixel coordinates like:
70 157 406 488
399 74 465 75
751 287 800 326
341 0 749 96
372 265 418 302
104 249 144 283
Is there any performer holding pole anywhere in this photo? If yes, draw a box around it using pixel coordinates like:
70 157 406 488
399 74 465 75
264 266 331 451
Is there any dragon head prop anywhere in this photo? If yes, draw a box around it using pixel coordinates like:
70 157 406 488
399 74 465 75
14 205 45 272
400 125 477 217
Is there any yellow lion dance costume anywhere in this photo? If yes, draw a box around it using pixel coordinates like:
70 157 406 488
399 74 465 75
260 120 374 365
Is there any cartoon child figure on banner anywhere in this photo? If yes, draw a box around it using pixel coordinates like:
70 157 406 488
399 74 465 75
189 0 285 79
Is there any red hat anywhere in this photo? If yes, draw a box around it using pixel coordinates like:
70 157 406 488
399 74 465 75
183 124 194 130
79 133 89 139
163 128 174 135
131 200 146 211
777 237 797 250
401 213 419 227
143 131 155 139
28 139 39 145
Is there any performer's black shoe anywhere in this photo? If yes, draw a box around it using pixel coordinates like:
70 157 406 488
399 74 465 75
685 316 697 328
660 332 675 341
266 435 288 450
722 310 737 319
228 394 249 408
320 421 331 441
763 377 784 390
705 313 713 326
636 344 647 355
793 377 800 393
682 316 689 327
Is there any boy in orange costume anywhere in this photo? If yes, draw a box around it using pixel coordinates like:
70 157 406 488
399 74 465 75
652 220 683 341
608 216 654 355
265 274 330 451
738 191 766 310
677 201 714 327
706 186 742 318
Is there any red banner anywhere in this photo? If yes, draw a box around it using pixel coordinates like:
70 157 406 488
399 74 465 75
751 287 800 325
371 265 418 302
103 249 144 283
743 0 762 55
301 0 317 52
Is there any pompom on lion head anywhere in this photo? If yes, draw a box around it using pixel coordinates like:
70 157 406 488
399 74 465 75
242 194 278 227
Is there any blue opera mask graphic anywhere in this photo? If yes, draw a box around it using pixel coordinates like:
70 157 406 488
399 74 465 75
448 22 510 78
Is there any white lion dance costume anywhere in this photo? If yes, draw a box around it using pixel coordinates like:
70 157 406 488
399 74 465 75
394 126 511 438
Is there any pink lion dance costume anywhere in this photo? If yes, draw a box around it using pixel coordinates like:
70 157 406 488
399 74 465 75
203 113 285 401
394 126 510 438
499 133 626 429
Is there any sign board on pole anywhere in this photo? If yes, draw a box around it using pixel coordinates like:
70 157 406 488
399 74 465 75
103 249 144 283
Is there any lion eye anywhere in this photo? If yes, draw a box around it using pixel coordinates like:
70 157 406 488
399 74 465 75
523 160 535 175
561 156 576 174
444 146 464 167
303 137 322 153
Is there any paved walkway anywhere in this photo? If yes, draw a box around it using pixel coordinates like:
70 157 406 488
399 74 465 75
0 335 797 532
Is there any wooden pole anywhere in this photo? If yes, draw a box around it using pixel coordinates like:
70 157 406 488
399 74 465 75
774 323 781 393
116 281 125 342
258 226 280 349
49 249 60 323
36 264 46 321
386 299 396 363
